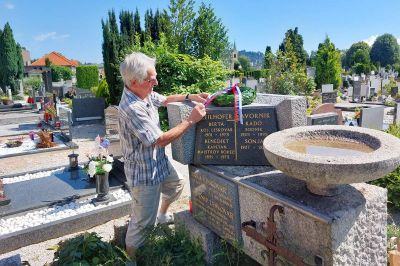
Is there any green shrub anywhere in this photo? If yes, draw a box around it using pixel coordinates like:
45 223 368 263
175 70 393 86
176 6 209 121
369 124 400 208
49 232 131 265
76 65 99 90
137 224 205 266
23 77 42 91
91 79 110 104
51 65 73 81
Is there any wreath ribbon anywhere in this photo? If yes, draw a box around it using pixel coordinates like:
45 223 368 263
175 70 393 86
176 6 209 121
204 84 243 124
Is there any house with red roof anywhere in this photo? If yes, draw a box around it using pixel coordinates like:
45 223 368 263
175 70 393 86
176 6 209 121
26 51 80 77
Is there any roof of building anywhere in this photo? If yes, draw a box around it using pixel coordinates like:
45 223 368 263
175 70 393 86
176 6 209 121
31 51 79 67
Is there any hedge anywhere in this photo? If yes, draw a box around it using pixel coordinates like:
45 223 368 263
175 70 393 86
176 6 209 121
76 65 99 90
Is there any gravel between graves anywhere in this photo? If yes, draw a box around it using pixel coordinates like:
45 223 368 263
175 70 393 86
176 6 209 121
0 134 190 265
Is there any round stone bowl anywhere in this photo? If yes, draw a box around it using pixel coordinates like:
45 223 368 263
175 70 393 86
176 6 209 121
263 125 400 196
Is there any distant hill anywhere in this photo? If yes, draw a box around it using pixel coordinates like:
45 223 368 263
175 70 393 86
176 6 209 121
238 50 264 69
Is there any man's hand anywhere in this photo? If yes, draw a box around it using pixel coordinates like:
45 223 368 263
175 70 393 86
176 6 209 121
187 103 206 124
189 93 209 104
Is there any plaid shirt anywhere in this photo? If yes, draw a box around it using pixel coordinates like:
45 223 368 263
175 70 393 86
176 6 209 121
118 87 170 186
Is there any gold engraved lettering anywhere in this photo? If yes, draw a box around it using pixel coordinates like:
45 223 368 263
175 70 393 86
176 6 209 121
244 127 262 132
206 113 233 120
243 113 270 119
204 139 229 144
209 121 225 127
244 139 263 144
245 120 263 126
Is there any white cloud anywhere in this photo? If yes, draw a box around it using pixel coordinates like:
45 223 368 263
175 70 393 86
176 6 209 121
363 35 400 46
4 3 14 9
362 35 377 46
34 32 70 41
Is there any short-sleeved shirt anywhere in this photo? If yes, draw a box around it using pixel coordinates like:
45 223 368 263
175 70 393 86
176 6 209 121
118 87 170 186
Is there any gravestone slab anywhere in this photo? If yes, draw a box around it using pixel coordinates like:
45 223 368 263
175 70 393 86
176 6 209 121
395 103 400 125
353 81 361 100
0 254 21 266
236 167 386 266
369 87 376 97
105 105 119 139
360 106 385 130
167 94 306 165
361 84 369 97
0 168 123 217
72 97 105 123
322 92 336 103
321 84 333 93
307 112 338 125
189 165 241 243
311 103 343 125
194 104 277 165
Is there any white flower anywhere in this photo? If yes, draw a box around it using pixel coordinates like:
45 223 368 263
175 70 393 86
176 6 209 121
88 161 97 177
102 164 112 172
106 155 114 163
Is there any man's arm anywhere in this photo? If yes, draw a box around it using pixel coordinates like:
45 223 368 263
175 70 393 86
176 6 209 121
163 93 209 106
156 103 206 147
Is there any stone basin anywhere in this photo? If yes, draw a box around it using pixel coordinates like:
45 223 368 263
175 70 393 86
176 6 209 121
263 125 400 196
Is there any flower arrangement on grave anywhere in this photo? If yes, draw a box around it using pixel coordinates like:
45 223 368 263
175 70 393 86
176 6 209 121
84 135 113 179
204 84 256 125
36 130 56 148
353 107 361 119
211 85 256 107
44 102 57 122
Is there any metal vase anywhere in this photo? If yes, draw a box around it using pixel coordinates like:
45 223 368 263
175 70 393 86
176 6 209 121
95 172 110 201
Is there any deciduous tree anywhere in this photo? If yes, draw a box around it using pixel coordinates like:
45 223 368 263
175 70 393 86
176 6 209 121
191 3 229 60
370 33 400 67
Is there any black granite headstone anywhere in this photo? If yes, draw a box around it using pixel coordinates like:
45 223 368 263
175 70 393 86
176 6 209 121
42 70 52 92
0 168 123 217
194 104 278 165
189 165 241 243
72 97 105 123
369 88 375 98
322 92 337 103
308 112 338 125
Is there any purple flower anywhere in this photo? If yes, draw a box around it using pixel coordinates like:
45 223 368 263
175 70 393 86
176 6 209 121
100 138 110 149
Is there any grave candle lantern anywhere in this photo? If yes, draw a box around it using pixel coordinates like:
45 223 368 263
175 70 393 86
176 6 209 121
68 153 79 169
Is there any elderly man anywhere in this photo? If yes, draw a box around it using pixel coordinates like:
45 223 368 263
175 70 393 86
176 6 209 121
118 52 207 260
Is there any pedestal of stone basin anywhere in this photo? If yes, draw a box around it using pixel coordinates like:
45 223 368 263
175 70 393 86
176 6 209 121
263 125 400 196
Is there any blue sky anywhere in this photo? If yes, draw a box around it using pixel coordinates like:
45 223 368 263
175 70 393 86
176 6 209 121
1 0 399 63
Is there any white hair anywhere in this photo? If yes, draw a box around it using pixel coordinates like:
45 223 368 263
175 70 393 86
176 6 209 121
119 52 156 87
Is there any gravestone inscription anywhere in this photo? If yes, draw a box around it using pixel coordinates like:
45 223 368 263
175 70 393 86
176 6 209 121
194 104 278 165
322 92 337 103
189 165 241 243
307 112 338 125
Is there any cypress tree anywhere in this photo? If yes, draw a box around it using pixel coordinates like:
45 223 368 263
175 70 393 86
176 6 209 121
134 8 142 44
0 23 19 93
16 44 24 79
144 9 153 41
101 10 121 104
0 28 3 91
152 9 160 42
119 10 135 47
